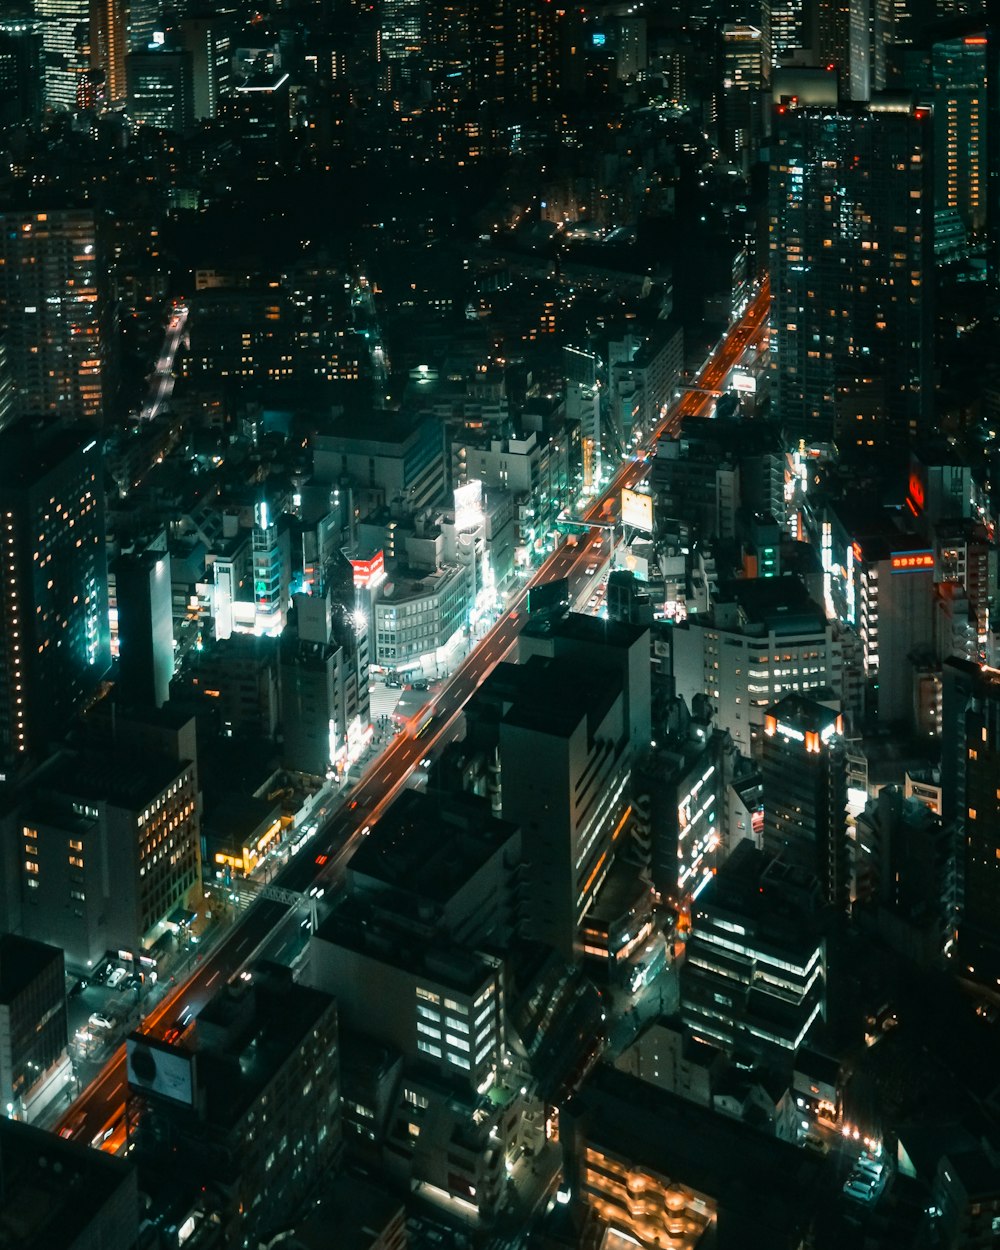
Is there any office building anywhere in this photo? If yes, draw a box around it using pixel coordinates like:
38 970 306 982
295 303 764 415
313 412 446 518
635 729 726 908
769 97 933 449
89 0 126 103
179 16 230 120
347 789 522 949
280 592 370 778
310 895 504 1096
179 633 279 739
112 548 174 709
761 0 806 79
126 47 194 131
719 25 763 172
680 842 827 1056
36 0 91 109
0 210 106 425
761 695 849 909
0 18 45 125
824 507 937 723
897 30 987 243
128 964 341 1250
470 652 634 961
20 744 200 971
0 935 69 1122
517 611 652 753
381 0 422 63
942 659 1000 983
670 577 846 757
0 1116 140 1250
0 427 110 773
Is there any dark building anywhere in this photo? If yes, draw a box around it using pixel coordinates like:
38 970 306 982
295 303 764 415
0 934 68 1121
128 963 341 1250
126 47 194 131
769 96 933 449
942 658 1000 983
113 547 174 709
0 210 107 426
0 427 110 774
761 694 848 910
679 841 827 1056
0 1115 140 1250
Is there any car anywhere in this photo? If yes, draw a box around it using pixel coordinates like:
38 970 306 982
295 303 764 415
586 564 597 575
844 1176 877 1201
106 967 127 989
592 539 602 550
124 975 141 991
803 1133 829 1156
412 679 429 692
89 1013 114 1031
360 825 371 837
855 1157 883 1179
69 978 87 997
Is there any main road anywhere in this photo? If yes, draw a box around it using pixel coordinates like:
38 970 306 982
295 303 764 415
57 278 770 1150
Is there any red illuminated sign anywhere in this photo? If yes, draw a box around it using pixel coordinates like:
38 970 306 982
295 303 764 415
349 550 385 589
908 470 925 513
890 552 934 571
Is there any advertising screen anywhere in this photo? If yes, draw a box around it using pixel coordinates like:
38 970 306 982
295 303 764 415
127 1036 196 1106
621 488 653 533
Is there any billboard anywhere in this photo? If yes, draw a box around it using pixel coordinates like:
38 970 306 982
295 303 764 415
127 1036 196 1106
732 369 757 394
349 550 385 590
453 480 484 532
528 577 570 616
621 488 653 534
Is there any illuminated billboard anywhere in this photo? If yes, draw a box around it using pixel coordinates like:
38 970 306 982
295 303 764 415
621 488 653 533
453 480 484 532
126 1036 196 1106
349 550 385 590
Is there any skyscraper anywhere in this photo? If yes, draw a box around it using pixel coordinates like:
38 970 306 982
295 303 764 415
769 96 933 449
898 30 988 241
761 0 806 80
761 695 849 910
36 0 91 110
0 209 106 425
941 658 1000 983
0 426 110 774
89 0 126 103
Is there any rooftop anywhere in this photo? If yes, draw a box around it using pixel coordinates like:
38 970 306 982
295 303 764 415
0 1117 138 1250
0 935 62 1006
348 790 518 907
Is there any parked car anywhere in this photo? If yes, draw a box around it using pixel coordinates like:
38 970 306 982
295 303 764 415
106 967 127 989
88 1013 114 1031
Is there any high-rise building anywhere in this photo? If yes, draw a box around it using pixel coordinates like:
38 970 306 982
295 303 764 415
761 695 849 909
127 964 341 1250
0 17 45 125
89 0 126 102
761 0 806 79
178 16 231 120
0 935 69 1122
941 658 1000 983
0 427 110 774
769 96 933 449
719 25 763 172
473 649 636 960
679 841 827 1055
126 46 194 130
380 0 422 62
37 0 91 109
0 210 106 425
897 30 988 242
112 547 174 709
